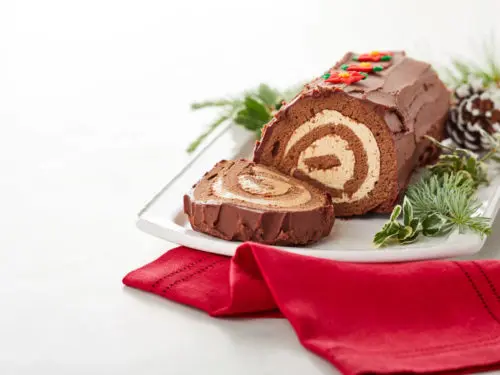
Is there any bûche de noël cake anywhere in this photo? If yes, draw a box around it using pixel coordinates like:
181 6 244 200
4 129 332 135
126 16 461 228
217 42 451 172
253 51 449 217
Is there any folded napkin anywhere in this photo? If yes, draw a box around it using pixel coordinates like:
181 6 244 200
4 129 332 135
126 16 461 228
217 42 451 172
123 243 500 374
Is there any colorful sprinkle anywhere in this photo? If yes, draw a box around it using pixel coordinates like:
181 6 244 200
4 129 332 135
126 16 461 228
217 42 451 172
324 71 367 85
341 62 384 73
353 51 393 62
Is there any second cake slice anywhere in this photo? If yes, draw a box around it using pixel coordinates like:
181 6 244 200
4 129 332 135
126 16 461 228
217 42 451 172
184 159 335 245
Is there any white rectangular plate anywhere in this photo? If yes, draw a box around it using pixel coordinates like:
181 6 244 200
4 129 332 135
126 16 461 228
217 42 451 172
137 123 500 262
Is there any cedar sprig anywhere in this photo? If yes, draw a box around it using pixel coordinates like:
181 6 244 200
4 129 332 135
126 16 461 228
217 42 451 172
187 83 302 153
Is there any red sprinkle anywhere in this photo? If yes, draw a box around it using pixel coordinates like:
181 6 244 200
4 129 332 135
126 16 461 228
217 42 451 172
341 62 383 73
324 71 367 85
354 51 393 62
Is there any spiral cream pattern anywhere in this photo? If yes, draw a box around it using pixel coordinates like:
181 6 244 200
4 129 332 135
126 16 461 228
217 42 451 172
185 160 335 245
284 109 380 203
209 165 312 208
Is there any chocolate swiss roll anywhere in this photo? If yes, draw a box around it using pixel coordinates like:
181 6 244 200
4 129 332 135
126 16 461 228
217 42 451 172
254 51 449 217
184 159 335 245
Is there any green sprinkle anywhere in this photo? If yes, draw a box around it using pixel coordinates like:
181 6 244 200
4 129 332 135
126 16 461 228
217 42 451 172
340 64 348 70
322 73 331 79
373 65 384 72
352 55 359 61
360 72 368 79
381 55 392 61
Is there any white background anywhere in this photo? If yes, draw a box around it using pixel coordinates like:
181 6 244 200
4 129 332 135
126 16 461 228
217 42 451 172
2 1 500 374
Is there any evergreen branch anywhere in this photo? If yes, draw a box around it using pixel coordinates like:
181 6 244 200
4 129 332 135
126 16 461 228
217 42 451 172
441 66 463 86
187 83 302 153
256 84 280 108
374 172 491 247
186 114 231 153
425 136 490 188
445 191 491 237
375 133 499 247
440 39 500 87
406 172 476 218
451 59 473 83
191 99 238 110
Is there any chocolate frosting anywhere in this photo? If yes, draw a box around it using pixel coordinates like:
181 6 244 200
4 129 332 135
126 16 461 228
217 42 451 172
305 52 449 135
184 159 335 245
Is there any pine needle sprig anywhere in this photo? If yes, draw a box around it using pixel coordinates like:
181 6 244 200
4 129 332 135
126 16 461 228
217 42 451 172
374 131 500 247
186 112 233 153
484 46 500 86
407 173 478 220
405 172 476 218
191 99 240 110
187 83 302 153
441 39 500 87
445 191 491 237
374 172 491 248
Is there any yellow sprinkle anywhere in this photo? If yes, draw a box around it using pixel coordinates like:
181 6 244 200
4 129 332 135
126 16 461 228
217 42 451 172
370 51 380 55
359 62 371 67
338 72 350 77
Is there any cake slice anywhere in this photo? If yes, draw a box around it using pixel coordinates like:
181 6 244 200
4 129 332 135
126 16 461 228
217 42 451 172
184 159 335 245
254 51 449 217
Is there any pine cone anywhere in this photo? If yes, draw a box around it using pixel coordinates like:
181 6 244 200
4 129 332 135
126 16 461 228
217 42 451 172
446 78 500 151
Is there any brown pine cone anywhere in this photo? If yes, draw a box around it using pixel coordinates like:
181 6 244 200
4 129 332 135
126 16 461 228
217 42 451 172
446 80 500 151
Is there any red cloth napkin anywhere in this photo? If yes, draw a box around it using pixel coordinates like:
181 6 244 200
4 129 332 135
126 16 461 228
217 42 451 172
123 243 500 374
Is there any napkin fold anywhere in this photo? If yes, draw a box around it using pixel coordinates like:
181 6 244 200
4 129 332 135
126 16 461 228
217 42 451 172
123 243 500 374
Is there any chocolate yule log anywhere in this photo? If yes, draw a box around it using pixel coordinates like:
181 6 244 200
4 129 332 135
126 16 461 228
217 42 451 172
184 159 335 245
254 51 450 217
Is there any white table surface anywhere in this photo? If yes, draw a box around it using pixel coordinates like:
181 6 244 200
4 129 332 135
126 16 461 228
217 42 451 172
2 1 500 374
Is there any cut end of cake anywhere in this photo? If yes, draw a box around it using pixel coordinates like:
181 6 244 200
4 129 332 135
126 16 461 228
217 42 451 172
184 159 335 245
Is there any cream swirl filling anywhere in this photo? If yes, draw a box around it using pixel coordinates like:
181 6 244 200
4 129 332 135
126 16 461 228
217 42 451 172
238 175 291 196
285 109 380 203
211 167 312 208
297 135 355 190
